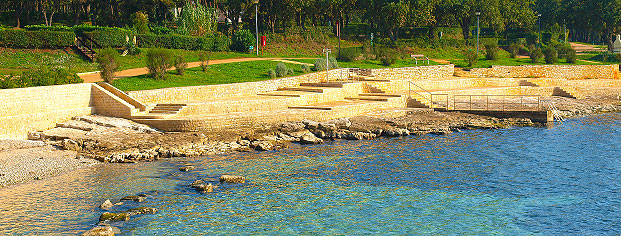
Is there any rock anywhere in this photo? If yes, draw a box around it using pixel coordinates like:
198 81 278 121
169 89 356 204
251 141 273 151
27 131 43 141
220 175 246 184
382 128 410 137
120 195 146 202
287 130 313 139
278 121 306 133
190 180 216 193
344 132 377 140
99 212 130 222
318 122 337 132
179 166 195 172
326 118 352 129
81 226 116 236
62 139 82 152
276 133 297 142
125 207 158 216
238 140 251 146
299 133 323 144
302 120 320 130
99 199 114 210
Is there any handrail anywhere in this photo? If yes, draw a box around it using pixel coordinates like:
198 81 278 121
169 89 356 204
453 95 543 111
81 34 102 49
406 80 449 109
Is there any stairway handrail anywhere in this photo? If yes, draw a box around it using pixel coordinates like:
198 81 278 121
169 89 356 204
80 34 102 49
75 36 96 55
407 80 433 102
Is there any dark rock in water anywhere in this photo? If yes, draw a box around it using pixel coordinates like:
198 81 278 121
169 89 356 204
220 175 246 184
299 133 323 144
120 195 145 202
80 226 116 236
251 141 273 151
190 180 216 193
344 132 377 140
382 128 410 137
179 166 195 172
99 212 130 222
99 199 114 210
125 207 158 216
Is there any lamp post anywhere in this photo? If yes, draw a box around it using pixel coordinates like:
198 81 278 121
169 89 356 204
476 12 481 56
323 48 331 82
254 0 259 56
537 14 542 47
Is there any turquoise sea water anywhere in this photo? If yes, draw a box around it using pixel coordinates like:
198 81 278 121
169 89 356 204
0 114 619 235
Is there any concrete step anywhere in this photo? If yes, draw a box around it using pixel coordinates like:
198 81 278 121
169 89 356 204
156 104 187 107
299 82 345 88
359 93 403 97
288 106 333 110
149 110 178 114
345 96 390 102
279 87 325 93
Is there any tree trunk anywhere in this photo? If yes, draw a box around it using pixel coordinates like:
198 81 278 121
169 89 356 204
461 23 470 40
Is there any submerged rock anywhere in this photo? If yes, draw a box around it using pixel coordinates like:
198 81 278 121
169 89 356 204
190 180 216 193
99 199 114 210
99 212 130 222
179 166 195 172
120 195 146 202
219 175 246 184
125 207 158 216
81 226 116 236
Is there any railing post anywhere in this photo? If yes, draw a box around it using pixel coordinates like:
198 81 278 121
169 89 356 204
469 95 472 110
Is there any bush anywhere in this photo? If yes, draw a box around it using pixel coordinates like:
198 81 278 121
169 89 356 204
566 49 577 64
85 28 133 48
615 53 621 62
0 29 75 48
463 48 478 67
484 42 499 60
338 47 362 62
267 69 276 78
556 43 572 59
73 24 113 35
212 34 230 51
508 43 520 58
529 45 543 63
146 48 173 80
275 63 291 77
96 48 120 83
230 29 255 52
198 51 210 72
125 41 141 55
132 12 150 34
136 33 228 51
24 24 72 31
301 64 311 73
9 68 83 88
174 54 188 75
150 26 173 35
314 57 338 71
601 52 611 62
543 46 558 64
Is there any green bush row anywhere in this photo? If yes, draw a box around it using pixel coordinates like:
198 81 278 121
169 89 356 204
136 34 229 51
84 28 134 48
0 68 83 89
0 29 75 48
24 24 73 31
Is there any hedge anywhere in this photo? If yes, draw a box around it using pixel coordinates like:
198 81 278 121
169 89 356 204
24 24 72 31
136 33 229 51
0 29 75 48
84 28 133 48
0 68 82 89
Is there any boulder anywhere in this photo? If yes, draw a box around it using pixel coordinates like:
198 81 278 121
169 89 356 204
125 207 158 216
317 122 337 132
190 180 216 193
220 175 246 184
251 141 273 151
120 195 146 202
278 121 306 133
99 199 114 210
27 131 43 141
179 166 195 172
382 128 410 137
62 139 82 152
302 120 320 130
81 226 116 236
99 212 130 222
344 132 377 140
299 133 323 145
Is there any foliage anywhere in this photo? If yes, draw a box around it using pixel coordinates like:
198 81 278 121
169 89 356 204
136 33 228 51
1 68 82 89
566 49 577 64
528 45 543 63
556 43 572 59
24 24 72 31
313 57 338 71
145 48 173 80
615 53 621 62
600 52 611 62
338 47 362 62
177 4 217 36
301 64 311 73
96 48 120 83
267 69 276 79
150 26 173 35
0 29 75 48
230 29 255 52
85 28 133 48
174 54 188 75
198 51 210 72
125 41 141 56
377 48 398 66
543 46 558 64
508 43 520 58
132 12 150 34
463 48 478 67
484 42 499 60
274 62 294 77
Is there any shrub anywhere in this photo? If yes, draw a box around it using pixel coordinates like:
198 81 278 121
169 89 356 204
0 75 19 89
601 52 611 62
146 48 173 80
150 26 173 35
73 24 112 35
125 41 141 55
615 53 621 62
96 48 120 83
230 29 255 52
174 55 188 75
463 48 478 67
136 34 227 51
267 69 276 78
338 47 362 62
132 12 150 34
275 63 290 77
24 24 72 31
314 57 338 71
198 51 210 72
529 45 543 63
484 42 499 60
301 64 311 73
11 68 82 88
0 29 75 48
543 46 558 64
556 43 572 59
566 49 577 64
85 28 133 48
508 43 519 58
377 47 398 66
177 4 217 36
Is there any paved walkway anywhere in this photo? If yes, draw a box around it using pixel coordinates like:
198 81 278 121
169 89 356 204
80 57 314 83
570 42 606 54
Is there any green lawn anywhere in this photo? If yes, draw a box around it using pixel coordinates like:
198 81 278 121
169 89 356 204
113 60 313 91
0 48 97 74
111 49 261 71
291 58 441 69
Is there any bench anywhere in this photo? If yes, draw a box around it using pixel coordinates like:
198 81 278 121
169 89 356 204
411 54 430 65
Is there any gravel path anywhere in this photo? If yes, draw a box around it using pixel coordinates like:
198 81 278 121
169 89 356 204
0 140 99 188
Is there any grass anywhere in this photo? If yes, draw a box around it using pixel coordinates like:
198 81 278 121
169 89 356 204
111 49 260 71
291 58 441 69
0 48 97 74
113 60 312 91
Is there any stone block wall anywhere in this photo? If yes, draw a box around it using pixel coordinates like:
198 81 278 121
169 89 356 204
91 84 135 119
372 65 455 80
470 65 620 80
0 84 95 139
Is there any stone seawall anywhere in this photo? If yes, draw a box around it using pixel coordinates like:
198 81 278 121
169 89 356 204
372 65 455 80
470 65 619 80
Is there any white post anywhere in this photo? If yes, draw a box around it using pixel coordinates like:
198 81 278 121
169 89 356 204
323 48 331 82
255 4 259 56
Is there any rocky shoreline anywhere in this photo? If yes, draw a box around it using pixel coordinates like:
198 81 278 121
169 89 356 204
1 97 619 190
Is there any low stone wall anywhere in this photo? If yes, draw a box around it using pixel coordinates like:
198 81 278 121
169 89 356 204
372 65 455 80
470 65 620 80
0 84 95 139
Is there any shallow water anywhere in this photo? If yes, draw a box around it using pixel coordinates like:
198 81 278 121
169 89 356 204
0 114 619 235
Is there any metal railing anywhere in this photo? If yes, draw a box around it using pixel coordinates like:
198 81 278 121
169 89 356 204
545 101 565 123
407 80 449 109
453 95 543 111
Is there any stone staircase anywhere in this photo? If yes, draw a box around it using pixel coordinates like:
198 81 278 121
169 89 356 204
149 104 186 114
